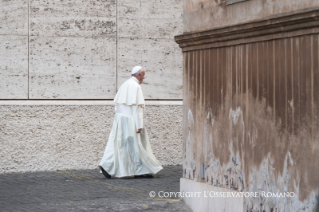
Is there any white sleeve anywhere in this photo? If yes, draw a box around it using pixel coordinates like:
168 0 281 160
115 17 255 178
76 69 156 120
132 105 144 129
114 104 117 114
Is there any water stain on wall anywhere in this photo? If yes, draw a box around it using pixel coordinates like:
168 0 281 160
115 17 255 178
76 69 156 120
183 35 319 211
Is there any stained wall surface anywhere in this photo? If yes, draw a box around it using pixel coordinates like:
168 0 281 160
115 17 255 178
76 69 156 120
182 37 319 211
178 1 319 211
183 0 319 32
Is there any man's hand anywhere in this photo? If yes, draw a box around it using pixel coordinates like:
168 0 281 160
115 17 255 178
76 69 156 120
136 128 142 133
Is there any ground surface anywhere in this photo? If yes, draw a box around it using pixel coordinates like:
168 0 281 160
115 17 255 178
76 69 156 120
0 165 191 212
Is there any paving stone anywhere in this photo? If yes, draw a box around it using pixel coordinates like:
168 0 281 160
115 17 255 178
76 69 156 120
0 165 191 211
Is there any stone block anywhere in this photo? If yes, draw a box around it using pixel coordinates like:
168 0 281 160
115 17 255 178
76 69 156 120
0 36 28 99
29 36 116 99
0 0 28 36
117 0 183 99
29 0 116 99
0 0 28 99
181 178 244 212
117 38 183 99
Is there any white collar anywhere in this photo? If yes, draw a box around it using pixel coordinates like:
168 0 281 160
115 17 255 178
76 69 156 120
131 77 140 84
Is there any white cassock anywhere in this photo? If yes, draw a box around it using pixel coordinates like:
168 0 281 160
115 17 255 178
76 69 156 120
99 77 163 178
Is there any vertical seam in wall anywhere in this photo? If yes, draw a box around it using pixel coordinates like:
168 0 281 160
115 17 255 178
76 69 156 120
116 0 118 91
28 0 30 99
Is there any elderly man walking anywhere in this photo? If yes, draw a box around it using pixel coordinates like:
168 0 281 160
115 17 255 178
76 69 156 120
99 66 163 178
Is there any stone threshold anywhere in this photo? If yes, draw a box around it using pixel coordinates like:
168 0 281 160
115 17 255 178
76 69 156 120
180 178 244 212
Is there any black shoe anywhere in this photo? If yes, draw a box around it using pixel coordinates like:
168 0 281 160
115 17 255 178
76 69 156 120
99 166 111 179
135 174 153 178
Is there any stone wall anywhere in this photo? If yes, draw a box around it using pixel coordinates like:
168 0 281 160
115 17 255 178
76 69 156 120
177 1 319 211
0 0 29 99
29 0 117 99
117 0 183 99
0 0 183 172
1 0 183 99
183 0 319 32
0 102 182 174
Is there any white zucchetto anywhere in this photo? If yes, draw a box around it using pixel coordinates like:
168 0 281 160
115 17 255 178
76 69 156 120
131 66 142 75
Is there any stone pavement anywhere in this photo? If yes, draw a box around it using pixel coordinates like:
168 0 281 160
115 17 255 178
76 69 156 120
0 165 192 212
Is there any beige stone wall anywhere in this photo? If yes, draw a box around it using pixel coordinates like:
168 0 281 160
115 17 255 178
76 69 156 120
0 0 183 99
117 0 183 99
183 0 319 32
0 0 183 172
29 0 117 99
0 102 182 173
0 0 29 99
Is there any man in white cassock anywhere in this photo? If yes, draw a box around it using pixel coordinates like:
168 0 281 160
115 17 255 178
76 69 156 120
98 66 163 178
